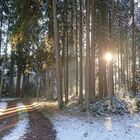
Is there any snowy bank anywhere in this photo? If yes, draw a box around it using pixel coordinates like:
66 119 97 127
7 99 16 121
0 98 19 102
0 102 7 116
2 103 29 140
52 114 140 140
64 92 140 117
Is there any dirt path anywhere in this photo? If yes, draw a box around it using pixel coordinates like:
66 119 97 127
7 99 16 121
23 109 56 140
0 100 56 140
0 100 18 139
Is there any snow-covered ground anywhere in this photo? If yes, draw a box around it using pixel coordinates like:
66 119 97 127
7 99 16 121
2 103 29 140
52 113 140 140
0 102 7 116
0 98 19 102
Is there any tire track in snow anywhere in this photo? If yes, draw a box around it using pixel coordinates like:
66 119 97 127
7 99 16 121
2 102 29 140
0 100 18 138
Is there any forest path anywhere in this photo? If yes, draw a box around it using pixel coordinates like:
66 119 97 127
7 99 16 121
0 99 56 140
23 100 56 140
0 100 18 139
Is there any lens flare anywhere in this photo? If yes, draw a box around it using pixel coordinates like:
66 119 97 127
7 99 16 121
105 52 113 62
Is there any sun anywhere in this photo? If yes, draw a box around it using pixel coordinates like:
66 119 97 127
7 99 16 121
105 52 113 62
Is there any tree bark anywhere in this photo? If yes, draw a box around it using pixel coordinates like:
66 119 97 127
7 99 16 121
79 0 83 104
0 8 3 56
75 0 78 96
0 16 8 97
132 0 136 95
9 50 15 97
90 0 96 102
52 0 63 108
64 0 68 103
16 64 21 96
85 0 90 111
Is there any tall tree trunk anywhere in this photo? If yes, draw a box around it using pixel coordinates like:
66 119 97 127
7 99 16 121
90 0 96 102
79 0 83 104
98 2 107 99
126 46 129 91
0 16 8 97
36 71 39 100
50 67 55 99
27 73 30 96
0 8 3 56
52 0 63 108
0 8 3 97
9 50 15 97
70 0 74 58
99 50 104 98
61 0 66 102
21 73 26 97
16 64 21 96
74 0 78 96
64 28 68 103
85 0 90 111
132 0 136 95
64 0 68 103
108 0 115 105
69 0 74 96
111 0 115 96
48 0 53 39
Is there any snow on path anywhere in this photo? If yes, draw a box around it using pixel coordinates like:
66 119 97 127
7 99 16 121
0 102 7 116
52 114 140 140
2 102 29 140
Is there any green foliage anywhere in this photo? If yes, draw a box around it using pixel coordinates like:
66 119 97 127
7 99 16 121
8 0 56 76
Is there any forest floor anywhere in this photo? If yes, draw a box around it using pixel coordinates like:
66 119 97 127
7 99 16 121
39 92 140 140
0 98 56 140
1 95 140 140
49 109 140 140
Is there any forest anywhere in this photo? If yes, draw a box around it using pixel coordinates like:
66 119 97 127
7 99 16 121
0 0 140 140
